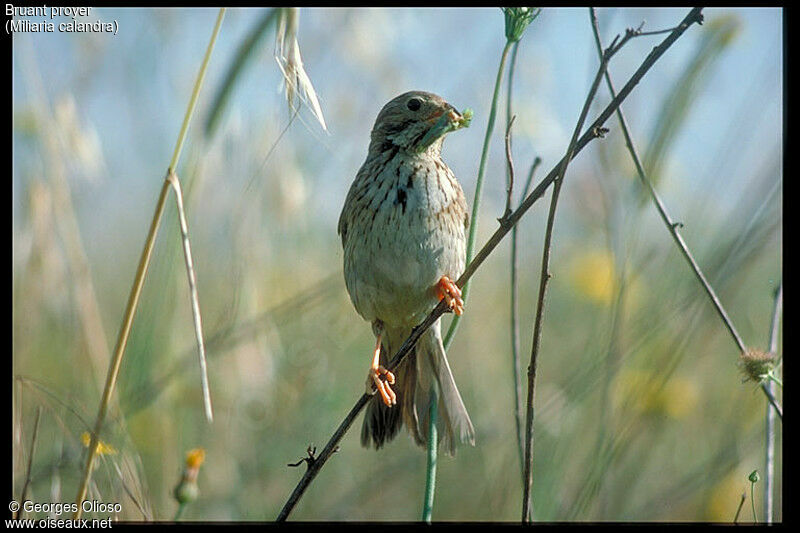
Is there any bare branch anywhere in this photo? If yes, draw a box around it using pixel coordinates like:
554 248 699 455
502 115 517 222
522 10 627 521
510 157 541 484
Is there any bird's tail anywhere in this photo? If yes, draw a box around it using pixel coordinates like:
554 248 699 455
361 320 474 455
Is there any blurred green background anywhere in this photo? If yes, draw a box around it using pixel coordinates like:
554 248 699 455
12 7 781 522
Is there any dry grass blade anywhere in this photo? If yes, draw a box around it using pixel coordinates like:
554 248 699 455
16 406 43 519
167 171 213 422
73 9 227 519
275 8 327 131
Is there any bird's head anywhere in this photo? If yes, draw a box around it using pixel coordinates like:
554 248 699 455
369 91 471 155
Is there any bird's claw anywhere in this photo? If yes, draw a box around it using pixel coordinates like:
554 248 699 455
437 276 464 315
366 365 396 407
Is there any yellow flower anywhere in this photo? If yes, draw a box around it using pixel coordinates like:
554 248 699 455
174 447 206 505
80 432 117 455
660 377 698 419
185 448 206 469
569 249 616 305
612 370 697 420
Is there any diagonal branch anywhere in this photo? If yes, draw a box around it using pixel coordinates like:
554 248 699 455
589 8 780 421
276 7 704 521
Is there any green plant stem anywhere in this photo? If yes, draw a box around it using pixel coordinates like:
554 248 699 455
504 41 521 217
505 40 527 482
421 37 512 523
443 38 513 349
174 502 186 521
766 374 782 387
764 282 782 523
422 387 439 523
73 8 226 519
750 479 758 523
421 37 514 523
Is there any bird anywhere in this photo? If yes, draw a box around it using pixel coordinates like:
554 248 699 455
337 90 475 455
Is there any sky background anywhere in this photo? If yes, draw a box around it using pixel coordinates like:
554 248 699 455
12 7 782 238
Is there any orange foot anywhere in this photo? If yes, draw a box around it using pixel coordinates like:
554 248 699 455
365 333 396 406
437 276 464 316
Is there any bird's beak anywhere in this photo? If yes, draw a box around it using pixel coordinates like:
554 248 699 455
446 106 463 123
415 104 472 153
425 105 463 124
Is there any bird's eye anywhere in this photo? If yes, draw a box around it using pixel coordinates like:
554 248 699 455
407 98 422 111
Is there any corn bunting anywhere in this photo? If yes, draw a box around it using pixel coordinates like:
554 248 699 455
338 90 475 455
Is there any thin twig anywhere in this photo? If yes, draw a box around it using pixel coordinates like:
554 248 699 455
504 35 526 482
510 158 540 484
425 34 517 522
73 8 226 518
167 171 213 422
276 8 703 521
16 407 43 519
637 24 687 37
112 461 152 520
764 282 782 523
522 15 623 523
277 395 371 520
503 115 517 221
588 8 781 422
504 38 521 222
